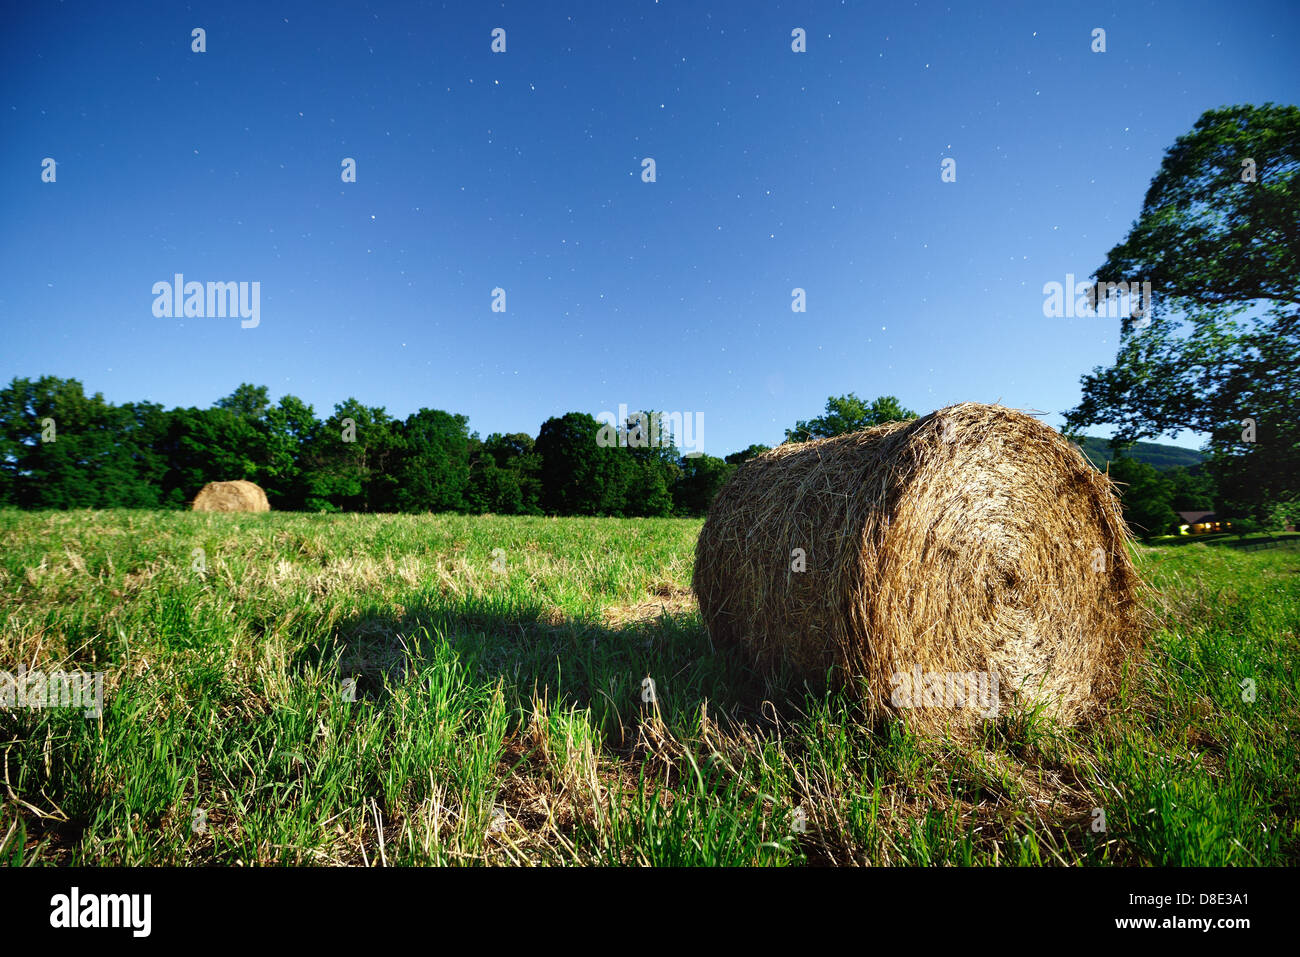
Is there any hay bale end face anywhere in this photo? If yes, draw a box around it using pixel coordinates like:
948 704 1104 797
191 480 271 513
692 403 1143 728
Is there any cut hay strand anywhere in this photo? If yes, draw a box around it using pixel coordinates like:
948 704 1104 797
692 402 1144 730
191 480 271 513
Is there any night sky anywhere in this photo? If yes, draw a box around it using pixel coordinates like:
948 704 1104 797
3 0 1297 454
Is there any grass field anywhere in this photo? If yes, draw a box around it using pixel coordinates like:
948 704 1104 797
1 509 1296 866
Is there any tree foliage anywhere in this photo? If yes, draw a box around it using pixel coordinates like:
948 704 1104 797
0 380 943 519
1065 104 1300 518
674 454 734 515
786 393 918 442
1108 456 1180 539
393 409 473 513
724 444 770 465
536 412 632 516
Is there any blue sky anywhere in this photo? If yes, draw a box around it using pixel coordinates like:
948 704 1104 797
2 0 1297 456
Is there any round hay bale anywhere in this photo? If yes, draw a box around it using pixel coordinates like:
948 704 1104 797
191 480 271 513
693 402 1143 728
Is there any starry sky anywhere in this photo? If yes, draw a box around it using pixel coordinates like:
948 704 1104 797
2 0 1297 455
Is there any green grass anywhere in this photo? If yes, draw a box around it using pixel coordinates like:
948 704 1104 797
0 509 1296 865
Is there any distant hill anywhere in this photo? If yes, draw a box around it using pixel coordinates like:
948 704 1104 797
1074 435 1206 472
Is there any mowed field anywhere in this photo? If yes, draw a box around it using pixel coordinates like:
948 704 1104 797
1 509 1296 866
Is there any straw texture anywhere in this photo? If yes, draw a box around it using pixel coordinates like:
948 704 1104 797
191 480 271 513
692 403 1143 728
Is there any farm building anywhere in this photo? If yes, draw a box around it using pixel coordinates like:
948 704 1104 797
1177 510 1230 535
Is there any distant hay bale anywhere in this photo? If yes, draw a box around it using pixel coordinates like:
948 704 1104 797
693 402 1143 729
191 480 270 513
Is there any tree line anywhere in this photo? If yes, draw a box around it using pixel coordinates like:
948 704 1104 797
0 384 922 517
0 376 768 516
0 377 1292 535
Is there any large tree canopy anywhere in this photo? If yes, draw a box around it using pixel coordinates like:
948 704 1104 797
536 412 633 515
1065 104 1300 515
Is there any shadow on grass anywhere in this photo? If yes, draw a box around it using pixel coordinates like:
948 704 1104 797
305 591 822 749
